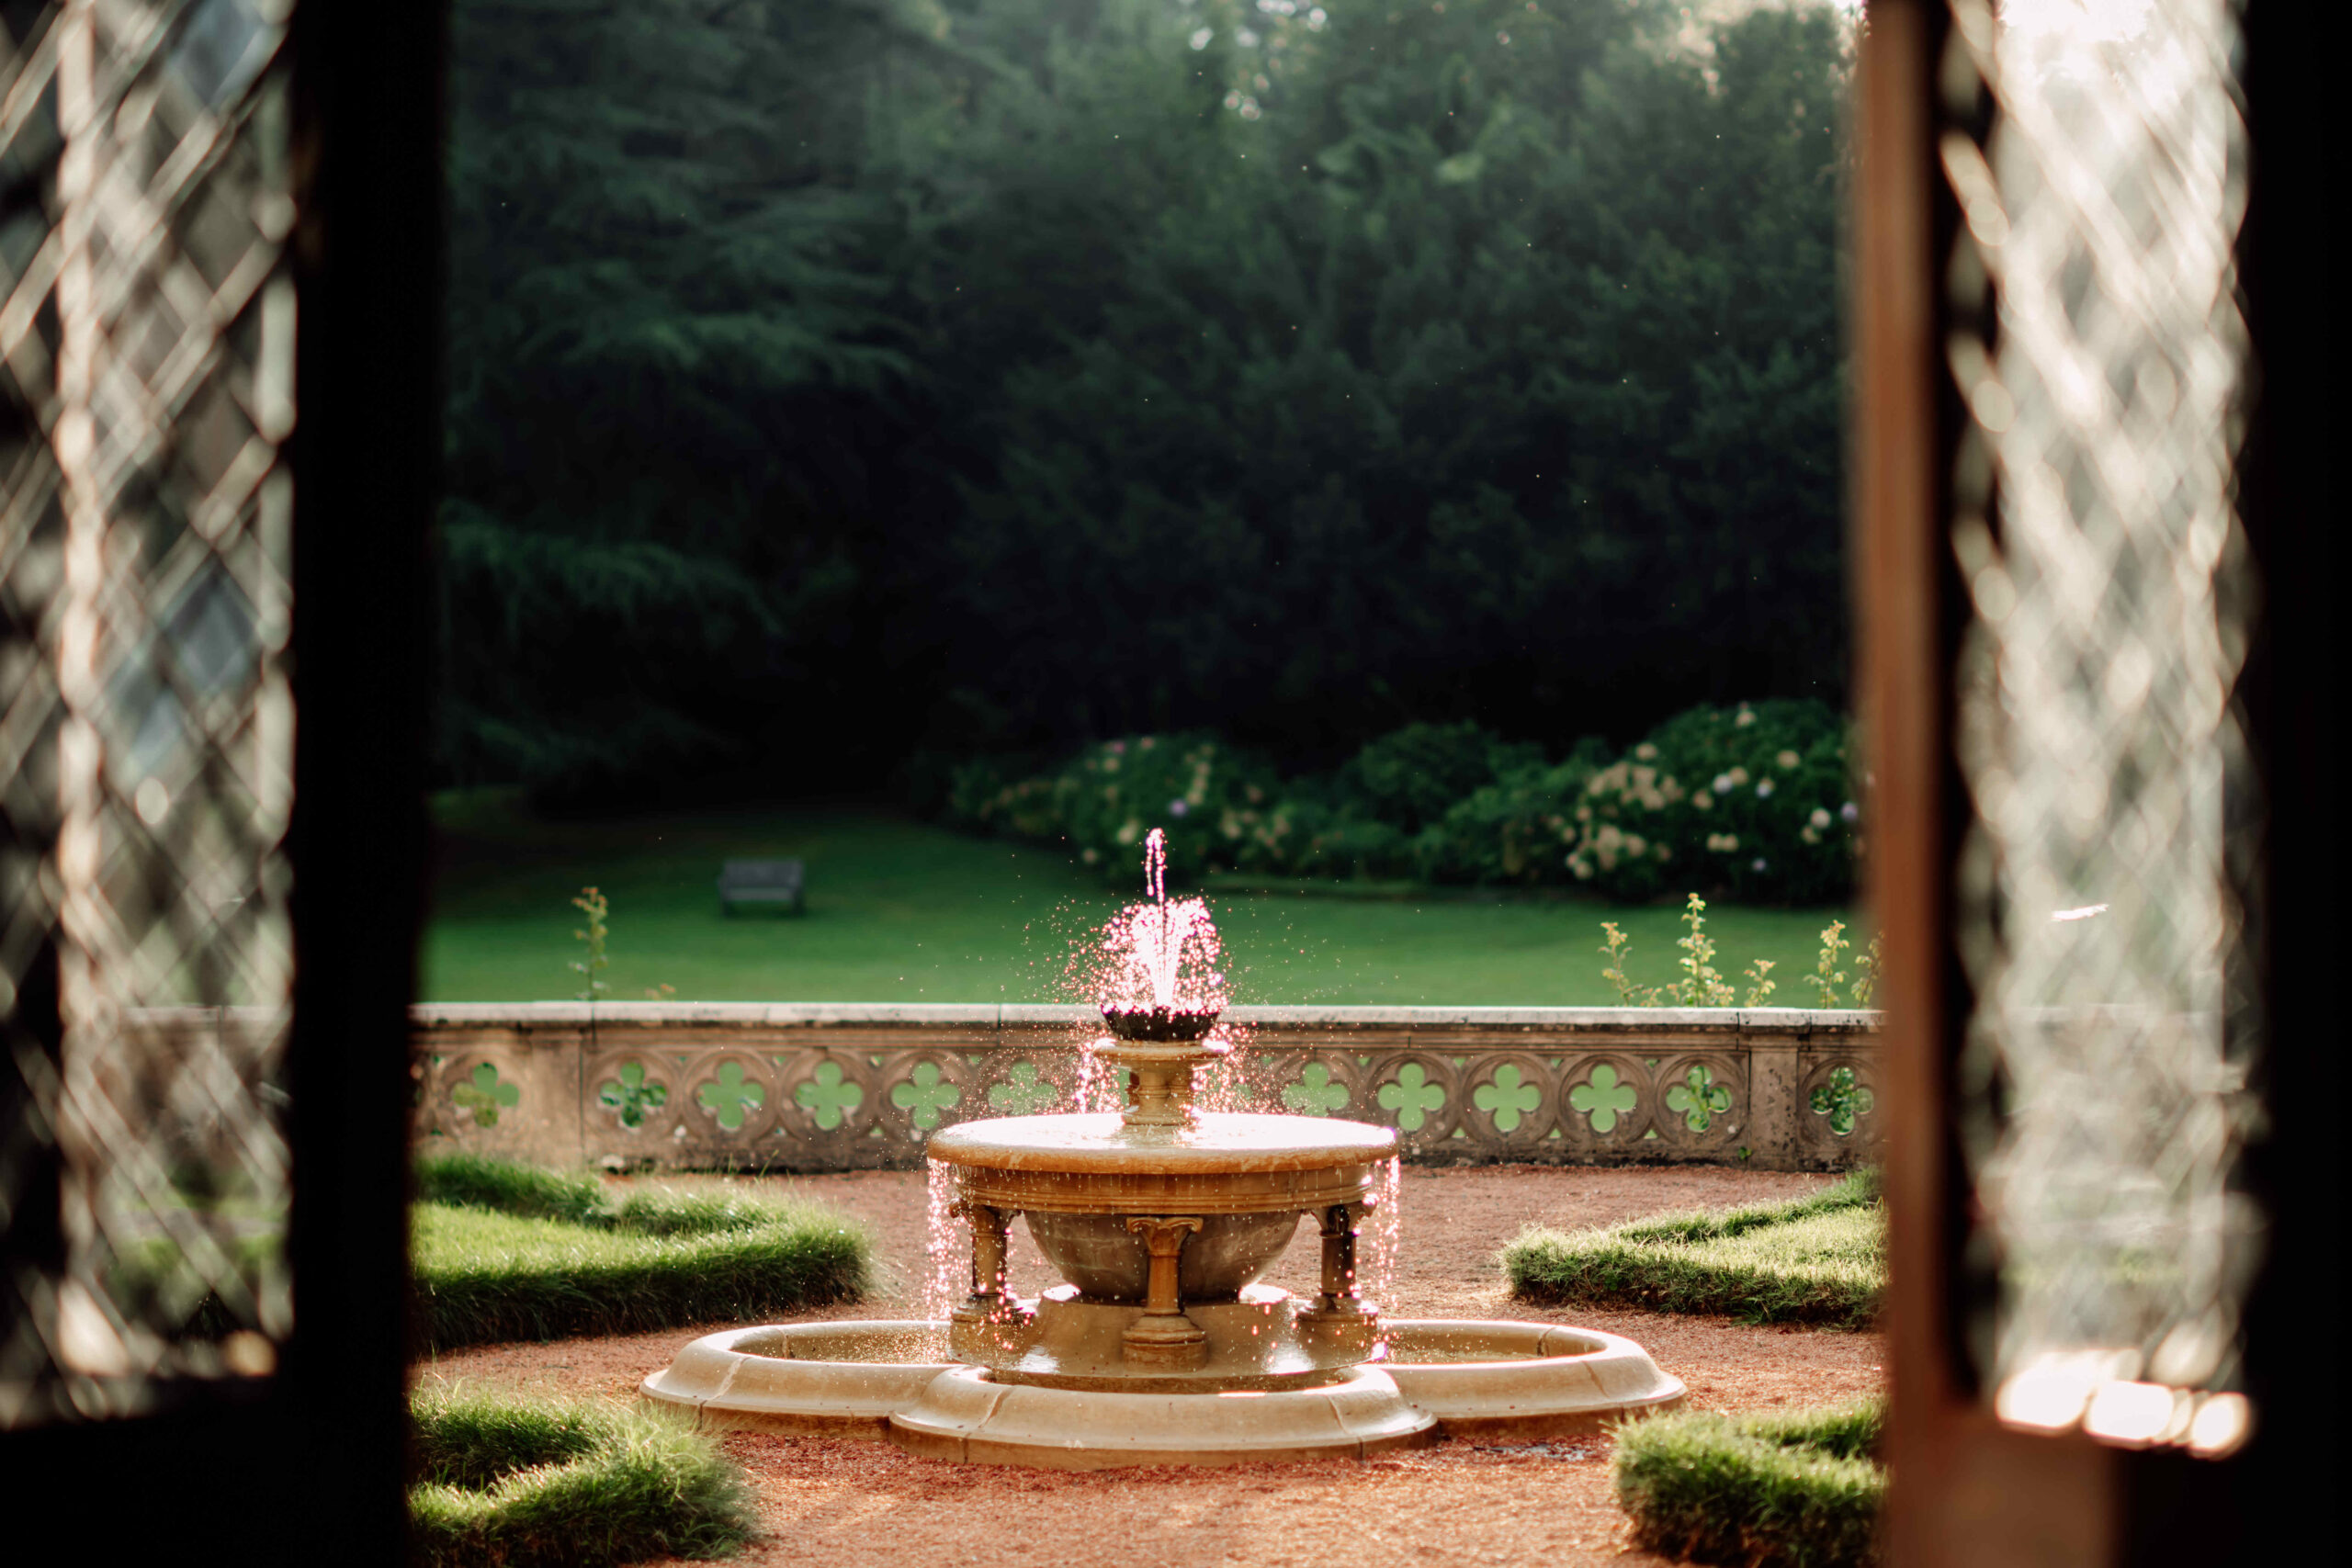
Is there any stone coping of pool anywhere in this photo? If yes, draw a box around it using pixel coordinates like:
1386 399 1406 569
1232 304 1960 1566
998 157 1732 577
639 1317 1687 1467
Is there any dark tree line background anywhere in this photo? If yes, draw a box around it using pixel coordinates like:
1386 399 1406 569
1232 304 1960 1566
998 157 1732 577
435 0 1853 801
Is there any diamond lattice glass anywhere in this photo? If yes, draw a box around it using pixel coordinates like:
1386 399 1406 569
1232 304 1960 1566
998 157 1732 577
1943 0 2260 1455
1 0 294 1425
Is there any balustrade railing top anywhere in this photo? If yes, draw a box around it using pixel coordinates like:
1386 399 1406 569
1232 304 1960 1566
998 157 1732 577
356 1003 1881 1173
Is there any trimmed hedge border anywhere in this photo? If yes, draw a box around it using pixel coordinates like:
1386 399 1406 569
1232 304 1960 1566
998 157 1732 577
413 1153 869 1350
1502 1170 1882 1328
1614 1403 1884 1568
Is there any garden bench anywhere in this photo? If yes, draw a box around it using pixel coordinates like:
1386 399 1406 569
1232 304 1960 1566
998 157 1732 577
718 858 805 915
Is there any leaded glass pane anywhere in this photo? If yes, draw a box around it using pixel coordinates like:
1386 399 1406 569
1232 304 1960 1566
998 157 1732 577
0 0 293 1425
1944 0 2259 1455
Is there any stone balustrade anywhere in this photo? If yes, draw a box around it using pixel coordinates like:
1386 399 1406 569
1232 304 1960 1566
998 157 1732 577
398 1003 1881 1173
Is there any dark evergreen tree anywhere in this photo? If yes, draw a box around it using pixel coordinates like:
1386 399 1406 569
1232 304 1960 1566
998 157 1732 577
438 0 929 790
435 0 1854 792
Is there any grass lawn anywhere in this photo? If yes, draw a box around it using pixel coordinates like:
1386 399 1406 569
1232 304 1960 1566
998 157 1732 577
423 795 1865 1006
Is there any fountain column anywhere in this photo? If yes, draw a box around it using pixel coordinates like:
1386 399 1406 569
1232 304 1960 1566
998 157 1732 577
950 1201 1025 1325
1120 1215 1209 1369
1304 1201 1375 1325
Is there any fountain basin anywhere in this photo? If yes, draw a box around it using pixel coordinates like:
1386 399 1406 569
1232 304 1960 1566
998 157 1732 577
932 1111 1396 1308
640 1316 1685 1461
1023 1211 1304 1302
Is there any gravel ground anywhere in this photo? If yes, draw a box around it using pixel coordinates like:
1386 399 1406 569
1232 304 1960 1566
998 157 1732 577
414 1164 1885 1568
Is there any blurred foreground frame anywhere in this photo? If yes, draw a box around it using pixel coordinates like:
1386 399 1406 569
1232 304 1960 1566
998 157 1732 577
0 0 2330 1563
0 1 439 1560
1859 0 2330 1562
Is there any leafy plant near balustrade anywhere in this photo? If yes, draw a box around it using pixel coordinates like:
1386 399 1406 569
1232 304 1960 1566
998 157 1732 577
413 1153 867 1348
1503 1169 1883 1328
1614 1401 1885 1568
410 1387 755 1567
571 886 610 1003
1603 907 1881 1010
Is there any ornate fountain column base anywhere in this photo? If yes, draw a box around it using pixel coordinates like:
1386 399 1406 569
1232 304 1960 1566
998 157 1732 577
1119 1216 1209 1370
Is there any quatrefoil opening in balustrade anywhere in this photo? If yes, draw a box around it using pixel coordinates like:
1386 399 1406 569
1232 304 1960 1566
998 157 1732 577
987 1061 1060 1116
1665 1065 1733 1133
452 1064 519 1129
1282 1063 1351 1116
1375 1063 1446 1132
1472 1065 1543 1134
795 1061 865 1131
696 1062 766 1130
1809 1066 1873 1139
890 1061 962 1130
1569 1064 1640 1134
597 1061 668 1130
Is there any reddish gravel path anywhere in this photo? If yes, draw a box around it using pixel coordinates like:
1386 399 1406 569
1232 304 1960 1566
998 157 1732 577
415 1164 1884 1568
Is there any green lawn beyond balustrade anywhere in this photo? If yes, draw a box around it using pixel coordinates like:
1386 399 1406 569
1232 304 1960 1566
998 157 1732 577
423 795 1863 1005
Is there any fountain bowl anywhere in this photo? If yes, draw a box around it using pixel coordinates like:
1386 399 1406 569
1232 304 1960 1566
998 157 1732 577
1099 1004 1223 1042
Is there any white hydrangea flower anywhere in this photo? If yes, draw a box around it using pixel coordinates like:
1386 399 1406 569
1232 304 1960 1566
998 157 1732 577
1756 780 1774 798
1810 807 1833 829
1777 750 1800 770
1751 857 1769 872
1841 801 1860 822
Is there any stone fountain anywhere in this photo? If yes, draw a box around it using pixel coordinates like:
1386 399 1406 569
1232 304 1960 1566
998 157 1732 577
642 834 1683 1466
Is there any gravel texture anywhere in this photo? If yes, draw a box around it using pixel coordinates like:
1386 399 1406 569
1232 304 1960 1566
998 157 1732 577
414 1164 1885 1567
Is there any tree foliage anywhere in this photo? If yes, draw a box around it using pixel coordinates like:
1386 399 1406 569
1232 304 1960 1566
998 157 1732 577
438 0 1854 795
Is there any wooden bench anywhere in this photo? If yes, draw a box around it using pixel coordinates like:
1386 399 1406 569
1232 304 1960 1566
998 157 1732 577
718 858 805 915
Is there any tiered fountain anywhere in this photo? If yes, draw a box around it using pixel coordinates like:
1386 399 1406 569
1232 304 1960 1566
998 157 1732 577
643 833 1682 1466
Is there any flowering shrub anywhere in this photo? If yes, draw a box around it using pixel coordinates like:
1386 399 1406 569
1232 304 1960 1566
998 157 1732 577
1414 740 1611 886
1562 700 1859 905
944 700 1861 903
948 732 1282 886
1335 722 1544 835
